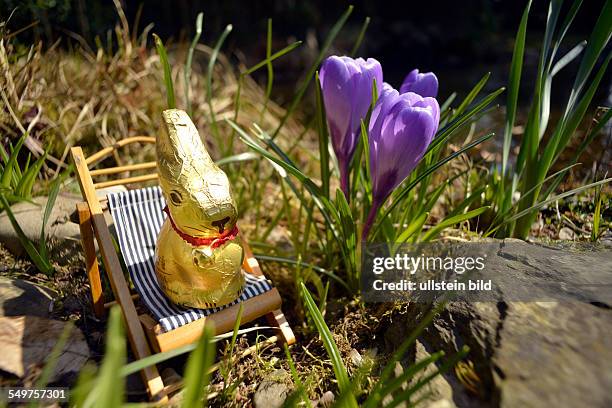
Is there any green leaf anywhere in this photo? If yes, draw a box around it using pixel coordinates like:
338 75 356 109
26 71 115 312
284 344 310 407
453 72 490 118
421 206 490 242
396 211 429 244
1 133 26 189
153 33 175 109
15 150 47 199
207 24 233 143
315 71 331 199
88 306 125 408
0 193 52 274
350 16 371 56
503 0 531 177
491 178 612 236
362 303 448 408
243 41 303 76
39 175 61 259
272 5 353 140
185 12 204 116
182 324 216 408
255 254 350 291
385 346 469 408
300 282 355 405
567 0 612 109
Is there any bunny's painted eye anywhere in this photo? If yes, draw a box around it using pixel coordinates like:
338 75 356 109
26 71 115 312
169 191 183 206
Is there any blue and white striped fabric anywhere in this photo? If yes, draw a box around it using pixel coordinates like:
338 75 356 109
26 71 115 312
107 186 273 332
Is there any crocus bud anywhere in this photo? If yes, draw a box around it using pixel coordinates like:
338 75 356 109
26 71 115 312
320 56 383 197
399 69 438 98
362 87 440 239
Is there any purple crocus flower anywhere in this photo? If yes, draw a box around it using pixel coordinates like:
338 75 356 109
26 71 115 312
320 56 383 197
399 69 438 98
362 83 440 239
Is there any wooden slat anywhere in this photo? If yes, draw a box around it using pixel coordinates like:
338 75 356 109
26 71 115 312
146 288 283 353
77 202 105 318
93 173 158 189
266 309 296 346
104 293 140 309
71 146 166 401
241 241 263 277
85 136 155 166
90 161 157 176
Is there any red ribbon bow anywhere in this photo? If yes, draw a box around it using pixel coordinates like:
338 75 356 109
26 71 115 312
163 206 239 248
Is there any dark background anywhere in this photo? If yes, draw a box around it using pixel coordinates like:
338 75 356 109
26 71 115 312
1 0 610 105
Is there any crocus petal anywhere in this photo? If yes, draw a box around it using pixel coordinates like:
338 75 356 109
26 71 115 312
368 90 439 202
320 56 354 162
399 69 439 98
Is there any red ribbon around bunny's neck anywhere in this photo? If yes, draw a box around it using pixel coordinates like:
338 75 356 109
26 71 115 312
163 206 239 248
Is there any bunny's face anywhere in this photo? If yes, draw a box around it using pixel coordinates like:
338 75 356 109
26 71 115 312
157 109 238 238
163 168 237 236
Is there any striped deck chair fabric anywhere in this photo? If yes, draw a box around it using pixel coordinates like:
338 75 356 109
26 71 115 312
107 186 273 332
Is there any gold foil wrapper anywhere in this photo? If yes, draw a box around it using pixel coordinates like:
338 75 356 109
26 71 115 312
155 109 245 308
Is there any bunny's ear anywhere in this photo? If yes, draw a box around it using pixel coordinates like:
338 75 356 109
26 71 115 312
157 109 216 180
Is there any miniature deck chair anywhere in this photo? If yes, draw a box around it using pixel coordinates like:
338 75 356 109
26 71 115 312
71 137 295 401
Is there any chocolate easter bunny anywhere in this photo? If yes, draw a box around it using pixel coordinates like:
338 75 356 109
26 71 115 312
155 109 244 308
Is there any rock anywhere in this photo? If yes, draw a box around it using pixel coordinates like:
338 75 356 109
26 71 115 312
317 391 335 407
254 368 291 408
0 315 90 383
558 227 575 240
0 195 81 256
349 348 363 367
0 277 56 318
386 240 612 407
408 340 456 407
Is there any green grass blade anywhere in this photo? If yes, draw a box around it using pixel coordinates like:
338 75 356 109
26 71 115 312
182 324 216 408
31 322 73 396
567 0 612 109
185 12 203 116
284 344 310 407
16 150 47 199
39 175 62 259
153 33 175 109
243 41 303 76
541 41 587 138
0 193 52 274
369 351 444 405
350 16 371 56
362 303 448 408
1 134 26 189
503 0 531 177
256 254 349 292
216 152 258 166
421 206 489 242
207 24 233 144
490 178 612 236
272 5 353 140
229 303 244 358
88 307 125 408
264 18 274 109
300 282 354 404
385 346 469 408
453 72 490 118
591 184 603 241
396 211 429 244
428 87 504 154
315 71 331 199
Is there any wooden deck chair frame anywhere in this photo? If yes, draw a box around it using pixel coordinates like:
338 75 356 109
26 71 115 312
71 137 295 401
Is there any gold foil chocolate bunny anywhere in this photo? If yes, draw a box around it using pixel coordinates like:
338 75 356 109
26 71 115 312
155 109 245 308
